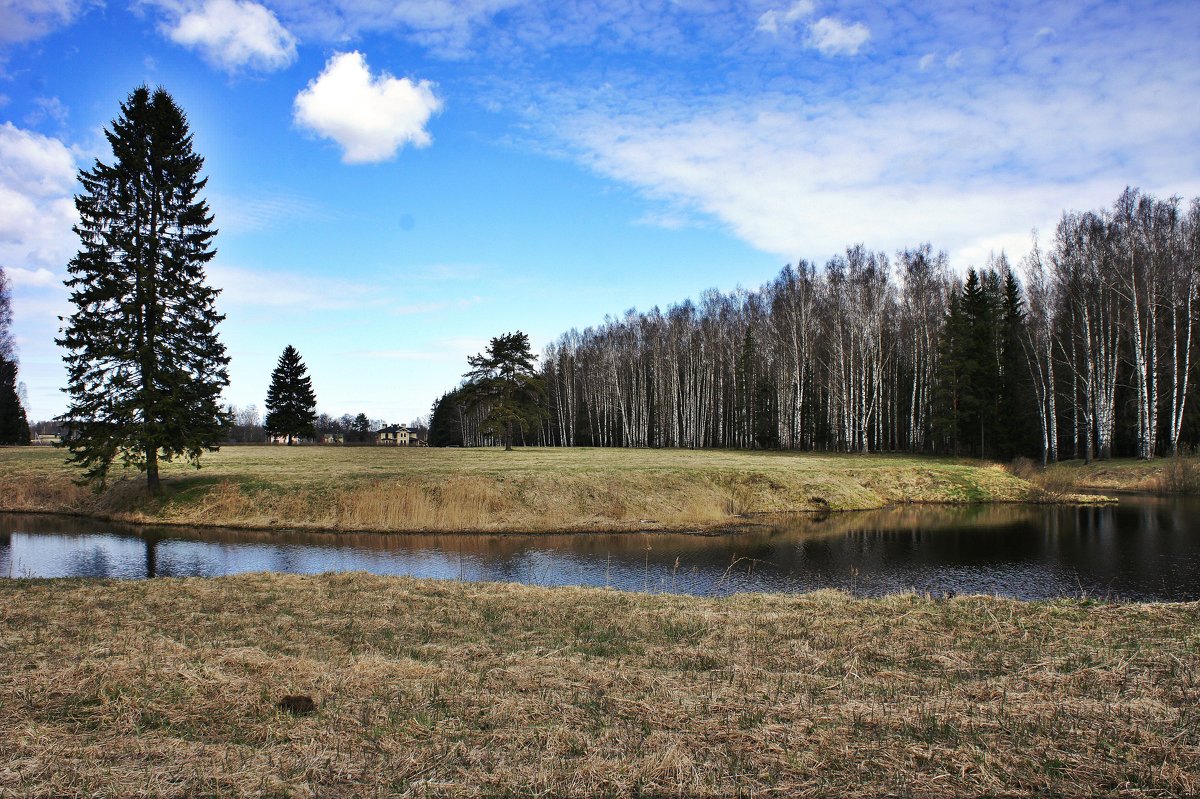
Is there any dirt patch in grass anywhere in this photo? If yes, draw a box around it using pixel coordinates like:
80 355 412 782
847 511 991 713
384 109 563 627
0 573 1196 797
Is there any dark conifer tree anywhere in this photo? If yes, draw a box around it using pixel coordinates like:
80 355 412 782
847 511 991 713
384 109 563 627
933 290 967 453
351 413 372 443
462 332 546 451
57 87 229 490
0 266 29 444
264 345 317 444
997 269 1033 458
0 362 30 445
960 269 1000 457
429 390 464 447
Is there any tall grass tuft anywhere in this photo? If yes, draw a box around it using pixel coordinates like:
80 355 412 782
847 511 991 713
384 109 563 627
1154 448 1200 495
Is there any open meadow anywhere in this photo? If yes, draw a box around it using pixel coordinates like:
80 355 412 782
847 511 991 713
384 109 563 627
0 445 1045 533
0 573 1196 797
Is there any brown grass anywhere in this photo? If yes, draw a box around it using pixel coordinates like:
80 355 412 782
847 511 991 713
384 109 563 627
0 573 1196 797
0 445 1039 533
1038 454 1200 497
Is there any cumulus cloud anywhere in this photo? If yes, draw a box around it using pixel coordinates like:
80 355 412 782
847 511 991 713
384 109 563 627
806 16 870 56
165 0 297 72
0 0 86 43
0 122 77 273
293 51 442 164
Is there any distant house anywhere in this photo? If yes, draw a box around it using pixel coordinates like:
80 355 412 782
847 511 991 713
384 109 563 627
375 425 410 446
320 432 344 445
375 425 426 447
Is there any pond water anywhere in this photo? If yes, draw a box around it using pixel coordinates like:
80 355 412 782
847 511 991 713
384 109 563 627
2 499 1199 600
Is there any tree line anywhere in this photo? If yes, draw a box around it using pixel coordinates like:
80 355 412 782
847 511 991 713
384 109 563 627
434 189 1200 463
42 84 1200 496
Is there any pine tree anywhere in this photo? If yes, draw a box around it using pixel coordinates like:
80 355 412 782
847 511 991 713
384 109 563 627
351 413 372 443
462 332 545 451
264 345 317 444
57 87 229 490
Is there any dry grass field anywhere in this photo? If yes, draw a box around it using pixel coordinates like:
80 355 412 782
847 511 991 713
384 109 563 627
0 445 1038 533
0 573 1195 797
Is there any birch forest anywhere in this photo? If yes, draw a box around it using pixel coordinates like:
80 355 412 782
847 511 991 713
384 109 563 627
433 188 1200 463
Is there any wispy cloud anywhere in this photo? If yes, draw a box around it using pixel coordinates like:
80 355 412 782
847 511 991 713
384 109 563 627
392 296 482 315
0 0 89 44
208 263 384 311
756 0 814 34
555 64 1200 266
293 51 442 164
208 189 325 234
516 1 1200 266
270 0 523 58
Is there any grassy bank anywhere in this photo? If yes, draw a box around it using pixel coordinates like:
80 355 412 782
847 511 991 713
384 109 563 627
0 573 1195 797
1034 455 1200 496
0 445 1038 533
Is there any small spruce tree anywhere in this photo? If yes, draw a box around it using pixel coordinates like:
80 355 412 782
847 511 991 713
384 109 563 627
264 345 317 444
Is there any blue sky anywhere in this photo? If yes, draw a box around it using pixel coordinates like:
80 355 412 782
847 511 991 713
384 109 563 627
2 0 1198 425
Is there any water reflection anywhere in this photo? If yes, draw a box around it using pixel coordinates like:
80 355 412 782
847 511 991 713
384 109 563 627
1 500 1198 600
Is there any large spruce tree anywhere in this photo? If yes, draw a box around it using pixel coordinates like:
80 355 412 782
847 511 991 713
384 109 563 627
264 345 317 444
58 87 229 490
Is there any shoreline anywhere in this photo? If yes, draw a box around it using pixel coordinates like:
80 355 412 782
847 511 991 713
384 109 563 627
0 445 1141 536
0 494 1122 538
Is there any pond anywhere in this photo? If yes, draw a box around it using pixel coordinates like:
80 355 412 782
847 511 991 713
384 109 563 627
2 499 1199 600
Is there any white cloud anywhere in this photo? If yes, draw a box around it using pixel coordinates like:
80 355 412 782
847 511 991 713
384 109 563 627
918 53 936 71
756 0 815 34
0 122 77 273
293 51 442 164
0 0 85 43
559 68 1200 268
5 266 59 287
806 16 870 56
165 0 297 72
